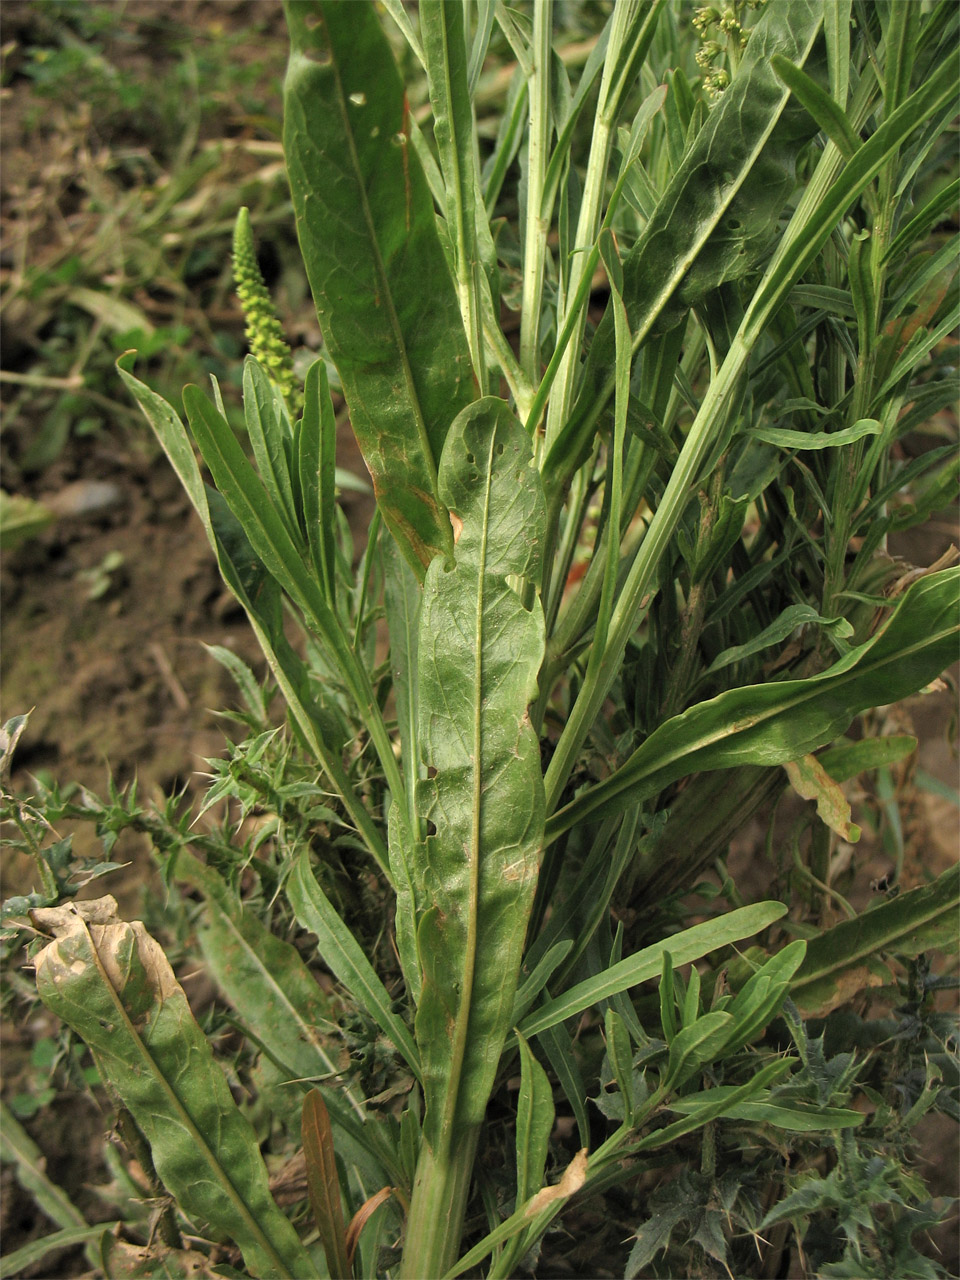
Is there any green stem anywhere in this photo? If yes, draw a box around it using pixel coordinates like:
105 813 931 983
659 464 726 721
518 0 553 384
400 1127 481 1278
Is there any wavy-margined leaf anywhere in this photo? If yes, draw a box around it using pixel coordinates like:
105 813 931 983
283 0 476 577
549 567 959 838
414 398 546 1151
31 898 312 1280
792 862 960 1016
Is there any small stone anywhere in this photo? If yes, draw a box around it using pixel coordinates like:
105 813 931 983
44 480 123 520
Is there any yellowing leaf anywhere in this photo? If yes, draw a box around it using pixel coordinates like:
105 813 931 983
32 897 310 1280
784 753 861 840
524 1149 589 1218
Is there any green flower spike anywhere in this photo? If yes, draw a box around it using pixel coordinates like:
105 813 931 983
232 206 301 416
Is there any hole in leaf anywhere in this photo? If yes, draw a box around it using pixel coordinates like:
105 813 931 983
727 218 742 231
427 766 438 779
426 820 437 837
349 91 367 107
495 442 504 456
466 452 475 464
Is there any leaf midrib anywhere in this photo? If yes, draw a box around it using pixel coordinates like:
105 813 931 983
301 12 445 523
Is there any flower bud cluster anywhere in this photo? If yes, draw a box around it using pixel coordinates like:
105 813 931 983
232 207 302 417
692 0 762 99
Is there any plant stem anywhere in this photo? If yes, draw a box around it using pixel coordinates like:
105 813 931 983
400 1126 481 1278
518 0 553 384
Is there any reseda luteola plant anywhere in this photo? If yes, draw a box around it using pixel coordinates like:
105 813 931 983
19 1 959 1276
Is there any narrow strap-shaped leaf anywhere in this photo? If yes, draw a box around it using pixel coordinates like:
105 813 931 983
546 0 824 480
518 901 787 1039
298 359 338 610
242 356 300 542
746 418 882 451
288 850 421 1080
283 0 476 577
415 397 546 1151
792 862 960 1016
303 1091 351 1280
0 1102 107 1278
537 1017 591 1151
771 53 862 159
511 940 574 1027
0 1225 119 1280
421 0 487 382
182 384 407 829
492 1033 555 1278
174 853 376 1130
549 568 959 837
668 1087 863 1131
32 899 312 1280
604 1009 636 1123
630 1059 794 1152
702 603 846 676
514 1035 554 1206
118 356 390 871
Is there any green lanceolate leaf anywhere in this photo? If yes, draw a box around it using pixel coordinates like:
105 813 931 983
283 0 476 577
31 898 312 1280
288 850 421 1080
546 0 823 480
519 901 787 1040
550 567 960 837
174 853 369 1112
414 397 546 1152
420 0 487 383
0 1103 97 1272
792 862 960 1016
118 356 390 871
667 1088 863 1132
493 1033 555 1278
302 1090 350 1280
515 1034 554 1205
297 359 338 610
